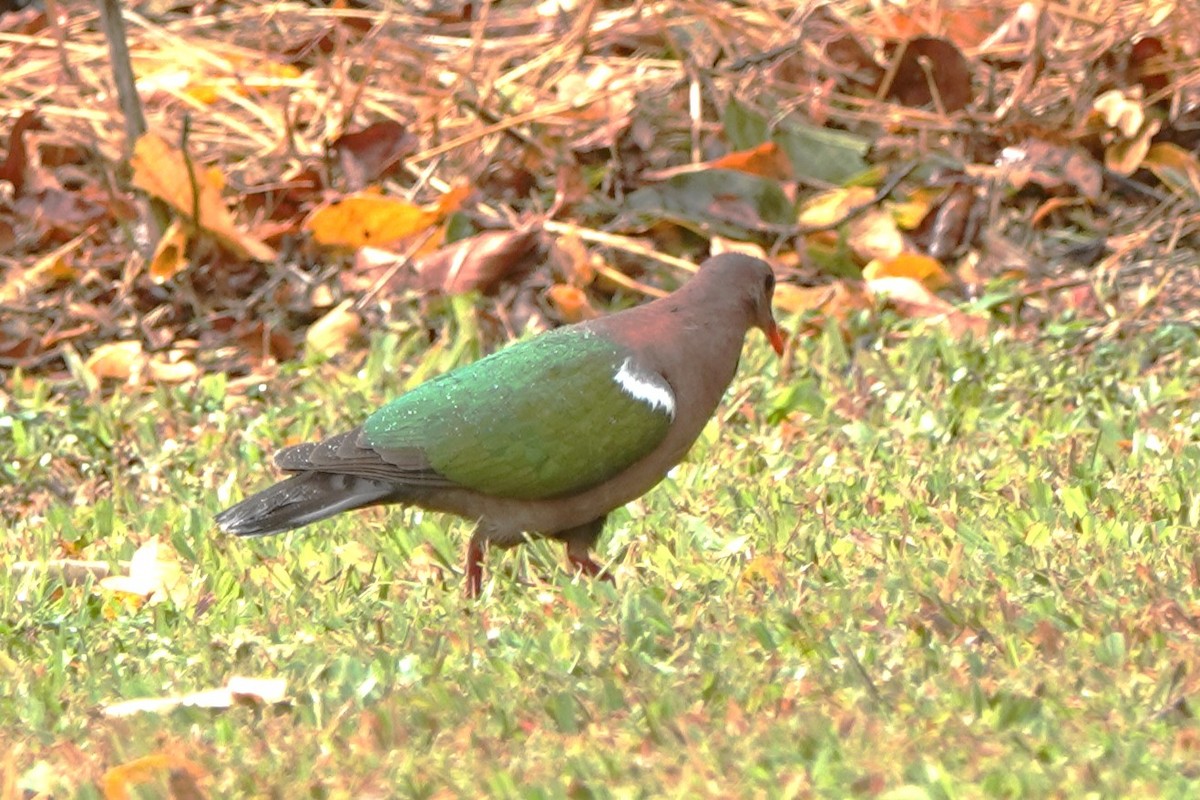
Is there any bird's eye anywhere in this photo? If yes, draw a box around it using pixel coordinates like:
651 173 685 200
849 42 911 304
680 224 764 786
764 272 775 294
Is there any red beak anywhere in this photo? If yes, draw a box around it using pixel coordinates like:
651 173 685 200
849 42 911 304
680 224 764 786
766 322 785 356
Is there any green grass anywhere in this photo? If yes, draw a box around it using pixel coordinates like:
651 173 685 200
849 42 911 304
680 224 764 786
4 315 1200 798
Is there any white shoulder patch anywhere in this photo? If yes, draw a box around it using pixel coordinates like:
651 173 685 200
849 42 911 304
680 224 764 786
613 357 675 418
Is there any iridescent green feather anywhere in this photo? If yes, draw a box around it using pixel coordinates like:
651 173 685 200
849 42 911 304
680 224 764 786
362 328 672 499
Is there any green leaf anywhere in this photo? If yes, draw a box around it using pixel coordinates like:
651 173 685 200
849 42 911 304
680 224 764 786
722 97 769 150
775 122 871 185
622 170 794 240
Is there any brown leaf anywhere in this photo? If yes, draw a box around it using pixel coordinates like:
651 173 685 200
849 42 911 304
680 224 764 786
332 120 417 190
886 36 974 112
996 139 1103 202
910 182 981 259
411 228 542 295
230 320 297 364
1130 35 1170 98
0 232 81 303
0 110 47 196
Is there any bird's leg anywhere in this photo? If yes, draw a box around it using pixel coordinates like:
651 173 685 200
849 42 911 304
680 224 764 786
466 532 487 598
555 517 613 584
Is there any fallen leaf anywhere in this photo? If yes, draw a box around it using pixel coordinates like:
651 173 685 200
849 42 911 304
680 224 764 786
0 232 82 303
99 538 189 608
1094 88 1145 139
995 139 1103 202
304 193 440 249
847 207 904 263
101 749 208 800
798 186 876 229
405 228 542 295
102 754 172 800
1142 142 1200 197
332 120 417 190
886 36 974 112
647 141 793 181
86 341 145 381
306 300 362 357
910 182 980 259
867 276 987 338
130 133 276 262
148 219 190 283
863 253 951 289
0 109 47 197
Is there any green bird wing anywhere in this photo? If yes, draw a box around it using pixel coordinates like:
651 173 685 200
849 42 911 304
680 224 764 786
361 327 674 499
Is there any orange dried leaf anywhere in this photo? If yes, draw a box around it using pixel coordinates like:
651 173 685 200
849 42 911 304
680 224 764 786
436 182 471 216
863 253 951 289
130 133 275 261
547 284 597 322
708 142 793 179
149 219 189 283
304 194 439 249
102 754 172 800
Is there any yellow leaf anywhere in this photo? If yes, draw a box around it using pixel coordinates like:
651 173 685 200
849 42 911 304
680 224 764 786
149 219 190 283
146 353 200 383
739 554 785 588
1143 142 1200 197
130 133 275 262
304 194 440 249
863 253 951 290
306 299 362 356
1105 119 1161 176
99 539 188 607
86 341 145 381
798 187 875 228
1094 89 1145 139
847 207 903 263
773 283 838 315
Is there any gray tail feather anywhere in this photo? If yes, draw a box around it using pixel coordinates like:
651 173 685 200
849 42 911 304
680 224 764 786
215 472 400 537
